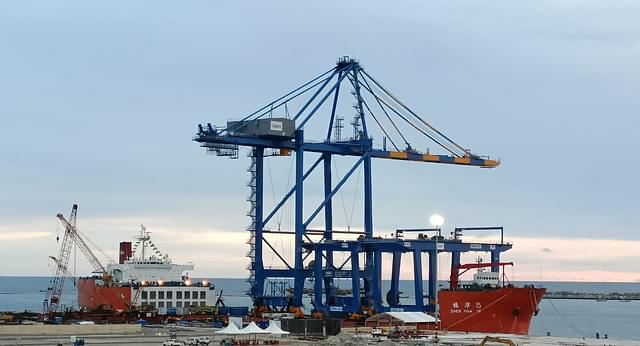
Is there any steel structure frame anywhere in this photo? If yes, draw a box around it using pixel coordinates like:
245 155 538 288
194 57 502 315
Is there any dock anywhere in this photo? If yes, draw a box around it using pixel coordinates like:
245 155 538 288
544 291 640 301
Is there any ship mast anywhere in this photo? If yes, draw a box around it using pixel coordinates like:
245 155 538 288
132 224 163 261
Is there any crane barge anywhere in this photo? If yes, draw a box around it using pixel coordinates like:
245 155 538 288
193 57 545 334
43 205 220 324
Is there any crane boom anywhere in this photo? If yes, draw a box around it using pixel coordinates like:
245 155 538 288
43 204 77 318
56 213 110 281
44 204 114 320
450 261 514 290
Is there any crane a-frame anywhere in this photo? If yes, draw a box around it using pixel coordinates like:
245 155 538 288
194 57 502 316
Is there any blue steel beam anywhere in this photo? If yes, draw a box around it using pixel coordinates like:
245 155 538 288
350 248 361 312
390 252 401 307
314 249 322 310
326 72 342 141
414 250 424 310
195 133 499 168
372 250 382 312
322 153 335 306
303 153 368 229
292 69 338 122
293 129 305 306
427 251 438 312
297 71 351 130
303 236 512 313
262 155 323 226
254 148 265 300
304 238 512 254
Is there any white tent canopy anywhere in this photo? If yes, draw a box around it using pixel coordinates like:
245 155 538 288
365 312 436 326
215 322 243 335
239 321 270 335
265 321 290 335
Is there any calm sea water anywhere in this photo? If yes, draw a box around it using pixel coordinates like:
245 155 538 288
1 277 639 340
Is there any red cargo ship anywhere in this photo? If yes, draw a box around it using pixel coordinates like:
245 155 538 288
437 261 545 335
439 286 545 335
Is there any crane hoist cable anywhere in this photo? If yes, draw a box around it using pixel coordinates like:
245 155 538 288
75 228 115 265
223 67 336 134
360 75 410 149
346 75 400 151
357 76 460 156
360 94 400 151
360 70 471 157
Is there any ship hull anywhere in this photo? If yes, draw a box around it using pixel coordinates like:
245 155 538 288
78 278 131 312
438 287 545 335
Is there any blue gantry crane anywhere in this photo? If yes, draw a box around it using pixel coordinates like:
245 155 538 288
194 57 506 317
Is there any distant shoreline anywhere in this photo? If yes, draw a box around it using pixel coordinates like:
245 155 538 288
1 276 639 284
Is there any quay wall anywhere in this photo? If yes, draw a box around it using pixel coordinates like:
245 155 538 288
0 324 142 335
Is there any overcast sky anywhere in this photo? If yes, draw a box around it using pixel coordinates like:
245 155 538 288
1 1 639 281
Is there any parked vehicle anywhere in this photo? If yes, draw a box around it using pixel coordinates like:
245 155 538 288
197 336 211 345
163 339 185 346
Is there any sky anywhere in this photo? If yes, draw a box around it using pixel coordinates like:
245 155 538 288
0 1 639 282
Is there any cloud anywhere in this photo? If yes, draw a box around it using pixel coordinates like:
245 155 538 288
2 217 640 281
0 231 51 241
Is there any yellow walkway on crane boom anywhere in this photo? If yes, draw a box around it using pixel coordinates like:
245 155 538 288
371 149 500 168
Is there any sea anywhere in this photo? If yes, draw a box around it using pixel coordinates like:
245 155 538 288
1 277 639 340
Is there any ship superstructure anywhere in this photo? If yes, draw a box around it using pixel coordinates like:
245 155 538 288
107 225 194 283
78 225 213 312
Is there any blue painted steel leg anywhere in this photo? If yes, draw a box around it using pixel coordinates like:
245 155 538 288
450 251 460 289
390 251 401 307
413 250 424 310
314 247 323 312
372 250 382 312
294 130 305 307
363 150 374 304
254 148 265 301
323 153 335 305
428 250 438 312
351 249 361 311
491 250 500 272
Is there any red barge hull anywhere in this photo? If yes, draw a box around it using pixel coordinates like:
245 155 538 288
77 278 131 312
438 286 546 335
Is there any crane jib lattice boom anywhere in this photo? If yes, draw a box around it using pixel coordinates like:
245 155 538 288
43 204 77 318
44 205 112 319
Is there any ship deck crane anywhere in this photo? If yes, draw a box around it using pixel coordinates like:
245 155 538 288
194 57 504 316
449 261 514 290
